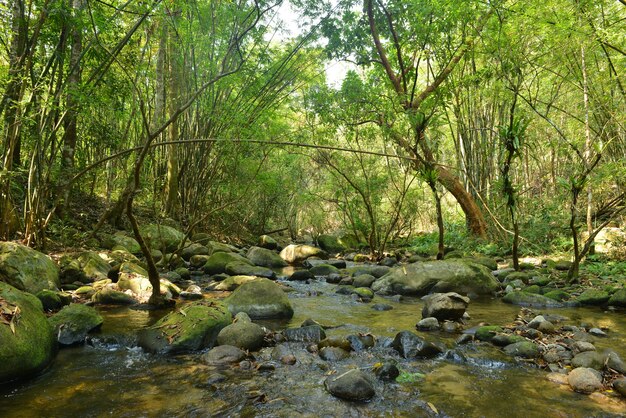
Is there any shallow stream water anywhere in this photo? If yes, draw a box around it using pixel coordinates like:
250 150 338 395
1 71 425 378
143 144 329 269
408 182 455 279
1 273 626 417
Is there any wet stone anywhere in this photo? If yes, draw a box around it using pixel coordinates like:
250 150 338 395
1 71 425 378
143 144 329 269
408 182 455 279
571 341 596 354
346 334 375 351
392 331 443 359
416 317 439 331
203 345 247 365
588 328 606 337
568 367 603 394
371 303 393 311
283 325 326 343
613 378 626 397
325 369 375 401
319 346 350 361
375 362 399 381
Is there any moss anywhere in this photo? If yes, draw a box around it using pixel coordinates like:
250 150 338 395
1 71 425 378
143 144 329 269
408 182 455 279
203 252 252 275
475 325 503 342
48 304 103 345
502 291 564 307
310 264 340 276
0 282 56 384
352 287 374 300
543 289 570 302
524 285 542 294
576 289 610 306
226 278 293 319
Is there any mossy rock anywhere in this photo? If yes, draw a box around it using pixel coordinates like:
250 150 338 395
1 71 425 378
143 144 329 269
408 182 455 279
502 291 564 308
225 278 293 319
75 286 96 298
216 316 266 351
0 241 60 294
524 285 542 294
576 289 610 306
346 265 391 278
91 287 136 305
464 257 497 271
208 241 237 254
245 246 287 268
530 276 552 287
203 252 253 275
258 235 278 250
371 260 500 297
101 233 141 255
443 250 465 259
352 287 374 300
279 244 328 264
503 341 540 358
475 325 503 342
317 234 346 254
554 260 572 271
138 300 232 354
503 272 531 285
310 264 340 276
208 275 257 291
608 289 626 307
36 290 68 311
48 304 103 345
225 262 276 279
180 243 210 261
0 282 56 384
139 224 185 252
543 290 571 302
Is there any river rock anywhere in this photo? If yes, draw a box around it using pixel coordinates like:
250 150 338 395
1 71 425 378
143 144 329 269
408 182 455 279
203 252 253 275
392 331 443 358
280 244 328 264
371 260 499 297
502 291 564 307
310 264 340 276
375 362 400 381
180 243 210 261
491 334 525 346
325 369 375 401
59 252 111 285
576 289 610 306
0 282 56 384
36 290 69 311
289 270 315 281
608 289 626 307
225 262 276 279
346 334 375 351
317 234 346 254
284 325 326 343
571 351 605 370
346 265 391 278
568 367 603 394
190 255 211 268
614 378 626 397
216 317 266 351
139 224 184 252
417 317 440 331
246 246 287 268
606 350 626 374
258 235 278 250
138 300 231 354
474 325 503 342
353 274 376 288
372 303 393 311
91 287 136 305
571 341 596 355
202 345 247 365
352 287 374 301
48 304 103 345
503 341 540 358
102 233 141 254
0 242 60 294
319 336 352 351
422 292 469 321
225 278 293 319
319 346 350 361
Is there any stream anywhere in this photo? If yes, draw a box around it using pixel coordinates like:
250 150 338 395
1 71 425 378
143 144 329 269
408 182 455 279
1 271 626 417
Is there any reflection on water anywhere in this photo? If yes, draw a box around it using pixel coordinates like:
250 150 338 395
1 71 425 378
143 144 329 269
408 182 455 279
1 277 626 417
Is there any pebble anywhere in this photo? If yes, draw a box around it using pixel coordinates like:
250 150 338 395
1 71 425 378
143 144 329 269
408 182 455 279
588 328 606 337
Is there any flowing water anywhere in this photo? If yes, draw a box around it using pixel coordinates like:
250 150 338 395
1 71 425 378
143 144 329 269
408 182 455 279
1 275 626 417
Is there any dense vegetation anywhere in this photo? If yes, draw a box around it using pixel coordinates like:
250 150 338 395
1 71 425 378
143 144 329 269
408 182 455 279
1 0 624 276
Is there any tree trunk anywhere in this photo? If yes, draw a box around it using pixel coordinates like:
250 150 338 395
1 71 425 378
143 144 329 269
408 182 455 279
582 46 594 255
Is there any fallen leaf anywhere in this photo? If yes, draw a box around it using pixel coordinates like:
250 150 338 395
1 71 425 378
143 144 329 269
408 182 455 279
427 402 438 414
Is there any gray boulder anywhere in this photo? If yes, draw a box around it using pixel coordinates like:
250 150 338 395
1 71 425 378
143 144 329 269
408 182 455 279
392 331 443 358
284 325 326 343
502 291 565 308
568 367 603 394
0 242 60 294
225 278 293 319
202 345 247 365
372 260 499 297
216 314 266 351
422 292 469 321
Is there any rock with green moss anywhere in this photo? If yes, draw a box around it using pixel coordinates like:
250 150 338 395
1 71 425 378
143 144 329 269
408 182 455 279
352 287 374 300
203 252 253 275
543 289 571 302
91 287 136 305
554 260 572 271
464 257 498 271
576 289 610 306
246 246 287 268
139 224 185 252
36 290 69 311
225 262 276 279
138 300 232 354
503 341 540 358
346 265 391 278
225 278 293 319
502 291 564 307
48 304 103 345
207 275 258 291
208 241 237 254
258 235 278 250
503 272 531 285
180 243 210 261
0 282 56 384
279 244 328 264
371 260 499 297
530 276 552 287
310 264 340 276
59 252 111 285
101 233 141 254
608 289 626 307
317 235 346 254
216 313 266 351
443 250 465 259
475 325 503 342
0 242 60 294
524 285 542 294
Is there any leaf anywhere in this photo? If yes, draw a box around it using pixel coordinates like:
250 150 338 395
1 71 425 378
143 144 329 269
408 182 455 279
427 402 439 414
9 318 16 335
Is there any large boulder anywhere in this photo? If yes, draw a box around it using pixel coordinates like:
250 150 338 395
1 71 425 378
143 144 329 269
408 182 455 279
422 292 469 321
317 234 346 254
59 252 111 284
180 243 210 261
203 252 253 275
280 244 328 264
101 233 141 254
225 278 293 319
371 260 499 297
568 367 603 394
138 300 232 354
608 289 626 307
139 224 185 252
91 287 136 305
117 262 179 302
48 304 103 345
246 246 287 268
0 282 56 384
0 242 60 294
325 369 375 401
